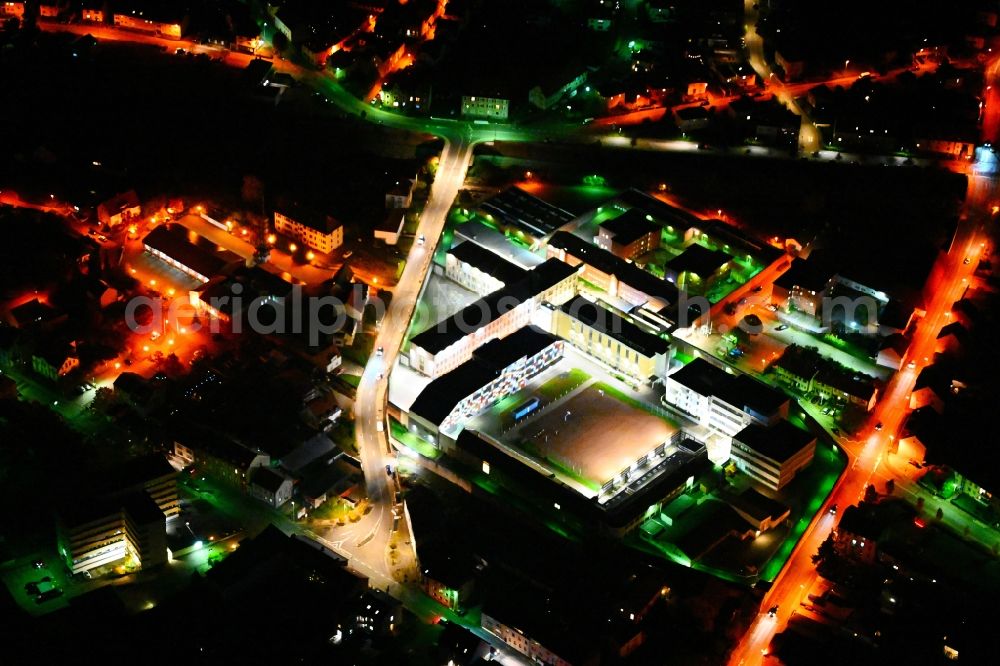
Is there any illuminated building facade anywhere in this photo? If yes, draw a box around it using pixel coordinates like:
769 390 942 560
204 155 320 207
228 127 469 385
57 492 167 574
461 95 509 120
113 10 185 39
550 295 669 380
274 210 344 254
407 326 563 447
0 2 24 20
664 358 789 437
408 258 577 377
730 420 816 491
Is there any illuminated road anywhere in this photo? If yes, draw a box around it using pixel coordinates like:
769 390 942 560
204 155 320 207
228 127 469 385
743 0 821 153
317 136 475 588
728 68 1000 666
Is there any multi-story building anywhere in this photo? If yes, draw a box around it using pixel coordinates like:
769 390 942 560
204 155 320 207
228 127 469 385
39 4 60 20
57 492 167 574
664 358 789 437
596 209 662 260
31 342 79 381
664 244 731 294
479 187 576 250
771 258 831 318
274 209 344 254
97 190 141 227
729 420 816 490
547 231 680 313
82 2 104 23
408 258 577 377
407 326 563 447
551 295 669 380
104 453 180 519
250 466 294 508
833 504 883 564
172 428 270 491
113 4 187 39
461 94 509 120
0 2 24 20
445 241 527 296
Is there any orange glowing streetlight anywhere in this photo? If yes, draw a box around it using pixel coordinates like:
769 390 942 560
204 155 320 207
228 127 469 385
142 345 150 353
150 279 157 287
289 243 298 252
306 250 316 261
267 234 277 245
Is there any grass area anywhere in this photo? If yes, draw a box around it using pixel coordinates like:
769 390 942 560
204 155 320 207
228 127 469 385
491 369 590 422
593 381 658 415
390 418 441 460
341 374 361 388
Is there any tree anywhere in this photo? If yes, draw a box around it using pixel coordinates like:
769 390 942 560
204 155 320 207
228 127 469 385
272 31 289 53
885 478 895 495
936 507 944 521
916 496 925 511
864 484 878 503
241 175 263 207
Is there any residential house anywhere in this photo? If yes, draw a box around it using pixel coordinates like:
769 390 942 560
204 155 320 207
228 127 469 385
274 208 344 254
250 466 294 508
97 190 141 227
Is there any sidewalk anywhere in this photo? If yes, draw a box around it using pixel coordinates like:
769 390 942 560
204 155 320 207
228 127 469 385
884 452 1000 550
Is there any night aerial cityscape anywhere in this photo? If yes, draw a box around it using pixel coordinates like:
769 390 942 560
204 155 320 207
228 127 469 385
2 1 1000 664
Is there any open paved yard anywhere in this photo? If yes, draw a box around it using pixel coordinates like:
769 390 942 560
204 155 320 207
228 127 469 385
516 384 677 487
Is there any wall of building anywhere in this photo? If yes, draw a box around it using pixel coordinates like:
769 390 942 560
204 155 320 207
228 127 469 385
461 95 509 120
275 212 344 254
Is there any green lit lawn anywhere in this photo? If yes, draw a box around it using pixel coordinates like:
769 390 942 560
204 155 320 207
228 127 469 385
390 418 441 459
491 368 590 421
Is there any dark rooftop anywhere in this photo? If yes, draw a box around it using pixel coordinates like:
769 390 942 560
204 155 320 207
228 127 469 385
666 244 730 278
548 231 679 305
409 360 500 425
717 374 790 418
143 224 241 281
9 299 62 328
410 258 576 354
600 208 661 245
410 326 560 425
773 258 831 293
666 357 733 397
733 420 816 464
479 186 576 238
473 325 560 373
837 504 884 542
447 241 527 286
615 188 701 231
250 466 289 494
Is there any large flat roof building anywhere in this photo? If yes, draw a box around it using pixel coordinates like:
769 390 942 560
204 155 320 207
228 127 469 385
445 240 528 296
547 230 680 312
478 186 576 247
143 224 242 283
408 258 578 377
407 325 564 444
664 358 790 437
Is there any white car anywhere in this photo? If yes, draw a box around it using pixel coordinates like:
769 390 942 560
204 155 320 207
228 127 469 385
417 234 425 246
376 346 383 357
